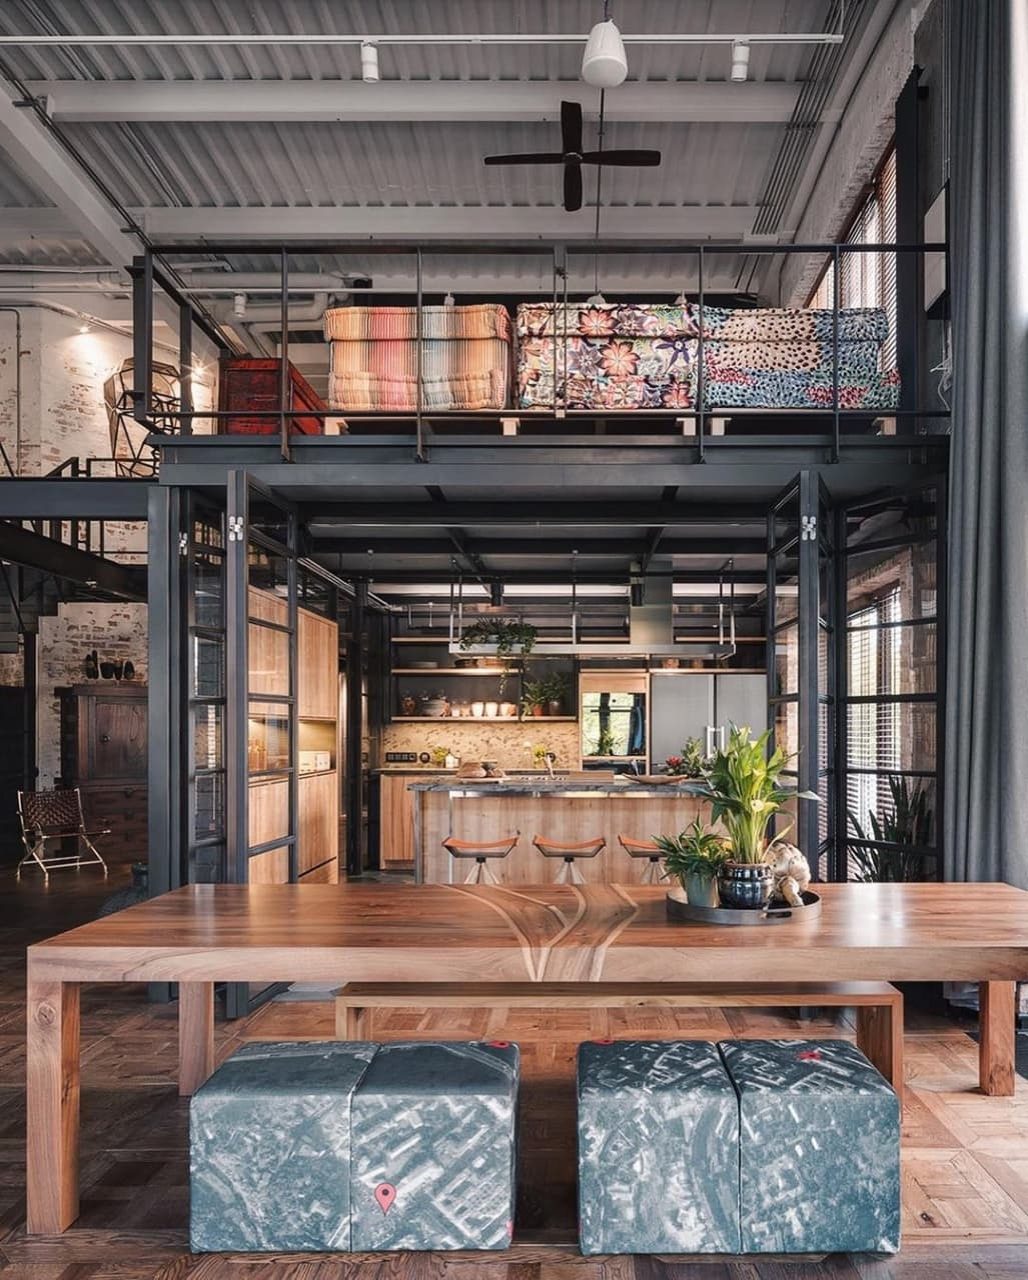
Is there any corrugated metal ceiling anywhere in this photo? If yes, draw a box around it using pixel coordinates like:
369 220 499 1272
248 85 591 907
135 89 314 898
0 0 860 283
0 1 829 84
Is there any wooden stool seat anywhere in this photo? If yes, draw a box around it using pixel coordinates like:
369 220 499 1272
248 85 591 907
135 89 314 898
532 834 606 884
618 833 664 884
442 833 518 884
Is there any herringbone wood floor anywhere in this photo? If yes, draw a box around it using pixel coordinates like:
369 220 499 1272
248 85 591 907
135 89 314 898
4 853 1028 1279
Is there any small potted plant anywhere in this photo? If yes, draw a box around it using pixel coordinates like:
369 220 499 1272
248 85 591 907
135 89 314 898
702 725 817 909
541 671 569 716
663 736 707 778
654 818 728 909
520 675 548 718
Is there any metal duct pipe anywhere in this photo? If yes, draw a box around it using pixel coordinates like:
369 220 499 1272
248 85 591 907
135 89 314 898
207 291 336 327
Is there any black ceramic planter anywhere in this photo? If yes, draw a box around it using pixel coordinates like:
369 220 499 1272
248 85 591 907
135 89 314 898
717 861 773 909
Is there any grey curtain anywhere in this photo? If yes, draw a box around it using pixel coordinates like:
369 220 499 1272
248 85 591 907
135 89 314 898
944 0 1028 885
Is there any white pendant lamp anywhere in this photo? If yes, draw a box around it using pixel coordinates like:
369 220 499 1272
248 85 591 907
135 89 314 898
581 19 628 88
730 39 751 83
360 41 380 82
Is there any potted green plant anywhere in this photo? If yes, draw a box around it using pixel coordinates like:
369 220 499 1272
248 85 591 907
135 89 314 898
848 775 935 882
520 674 548 717
701 725 817 909
663 736 708 777
654 819 728 908
540 671 569 716
459 619 537 696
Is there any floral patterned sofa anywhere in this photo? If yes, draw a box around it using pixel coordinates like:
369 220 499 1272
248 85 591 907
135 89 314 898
516 302 695 410
515 302 899 412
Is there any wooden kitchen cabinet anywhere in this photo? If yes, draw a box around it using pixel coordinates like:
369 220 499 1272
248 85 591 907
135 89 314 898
298 770 338 879
378 772 428 868
298 610 338 719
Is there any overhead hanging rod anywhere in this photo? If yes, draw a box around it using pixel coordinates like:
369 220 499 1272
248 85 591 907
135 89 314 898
0 32 845 48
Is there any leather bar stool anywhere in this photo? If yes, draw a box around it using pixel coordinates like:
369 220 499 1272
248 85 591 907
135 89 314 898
618 834 664 884
442 834 519 885
532 834 606 885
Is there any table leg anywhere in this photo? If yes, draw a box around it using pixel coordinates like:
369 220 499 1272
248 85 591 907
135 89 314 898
979 980 1016 1096
178 982 215 1097
856 1002 905 1103
26 974 80 1234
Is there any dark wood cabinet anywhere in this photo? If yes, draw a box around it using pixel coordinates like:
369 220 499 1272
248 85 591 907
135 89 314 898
58 684 148 858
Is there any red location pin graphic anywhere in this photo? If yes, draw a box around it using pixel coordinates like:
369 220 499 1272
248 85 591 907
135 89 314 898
374 1182 397 1215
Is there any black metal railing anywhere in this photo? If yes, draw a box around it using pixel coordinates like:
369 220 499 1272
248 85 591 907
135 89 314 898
131 238 949 465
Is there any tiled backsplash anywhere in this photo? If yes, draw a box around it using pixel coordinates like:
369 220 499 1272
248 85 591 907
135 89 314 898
378 720 581 769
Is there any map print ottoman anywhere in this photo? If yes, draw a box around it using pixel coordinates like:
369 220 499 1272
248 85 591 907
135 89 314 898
190 1041 377 1253
719 1038 901 1255
577 1039 741 1255
349 1040 519 1251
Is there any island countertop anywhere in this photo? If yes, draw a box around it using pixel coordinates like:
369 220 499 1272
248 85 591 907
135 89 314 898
411 778 708 883
408 778 707 795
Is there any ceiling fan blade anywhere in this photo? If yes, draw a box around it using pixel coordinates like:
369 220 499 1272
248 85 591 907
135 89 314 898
561 99 583 155
580 149 663 166
484 152 566 166
563 163 583 213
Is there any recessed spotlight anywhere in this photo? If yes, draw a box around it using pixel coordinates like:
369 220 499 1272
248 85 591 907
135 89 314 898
582 19 628 89
730 39 751 83
361 41 380 83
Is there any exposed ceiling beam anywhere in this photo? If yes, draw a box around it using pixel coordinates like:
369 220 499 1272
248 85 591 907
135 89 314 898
132 206 762 242
0 478 153 519
314 537 767 556
0 520 146 600
350 568 767 585
0 88 141 270
304 502 764 526
27 80 802 126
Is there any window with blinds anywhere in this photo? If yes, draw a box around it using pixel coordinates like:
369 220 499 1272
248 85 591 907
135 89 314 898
810 147 898 371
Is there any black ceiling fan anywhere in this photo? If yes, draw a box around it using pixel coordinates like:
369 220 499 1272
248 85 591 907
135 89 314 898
483 99 661 213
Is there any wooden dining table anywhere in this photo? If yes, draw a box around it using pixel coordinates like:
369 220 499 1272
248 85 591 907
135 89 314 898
25 879 1028 1235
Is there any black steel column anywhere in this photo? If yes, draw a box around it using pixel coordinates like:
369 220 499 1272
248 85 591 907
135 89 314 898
147 484 182 1003
797 470 820 872
21 628 36 793
345 582 368 877
130 253 154 425
225 470 250 887
896 67 923 411
831 501 850 883
147 484 182 897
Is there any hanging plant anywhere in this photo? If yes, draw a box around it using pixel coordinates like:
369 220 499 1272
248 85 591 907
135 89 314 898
459 619 537 697
458 619 537 659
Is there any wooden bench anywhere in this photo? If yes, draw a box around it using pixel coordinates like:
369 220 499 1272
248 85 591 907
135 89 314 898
334 980 904 1097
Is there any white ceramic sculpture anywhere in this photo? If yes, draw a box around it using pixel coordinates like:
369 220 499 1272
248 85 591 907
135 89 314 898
766 841 812 903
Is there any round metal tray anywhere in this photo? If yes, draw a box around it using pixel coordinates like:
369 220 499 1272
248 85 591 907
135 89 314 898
665 887 822 926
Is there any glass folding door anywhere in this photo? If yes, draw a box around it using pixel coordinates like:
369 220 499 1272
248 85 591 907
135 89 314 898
838 486 942 882
767 472 835 877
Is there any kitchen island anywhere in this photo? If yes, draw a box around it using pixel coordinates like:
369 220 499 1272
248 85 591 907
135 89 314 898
409 777 706 883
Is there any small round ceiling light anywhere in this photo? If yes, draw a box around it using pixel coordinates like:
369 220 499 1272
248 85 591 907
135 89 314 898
582 19 628 89
730 39 751 83
361 41 380 83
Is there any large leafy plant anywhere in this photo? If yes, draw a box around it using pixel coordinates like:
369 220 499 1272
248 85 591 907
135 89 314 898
848 775 935 882
702 725 816 865
654 818 729 882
